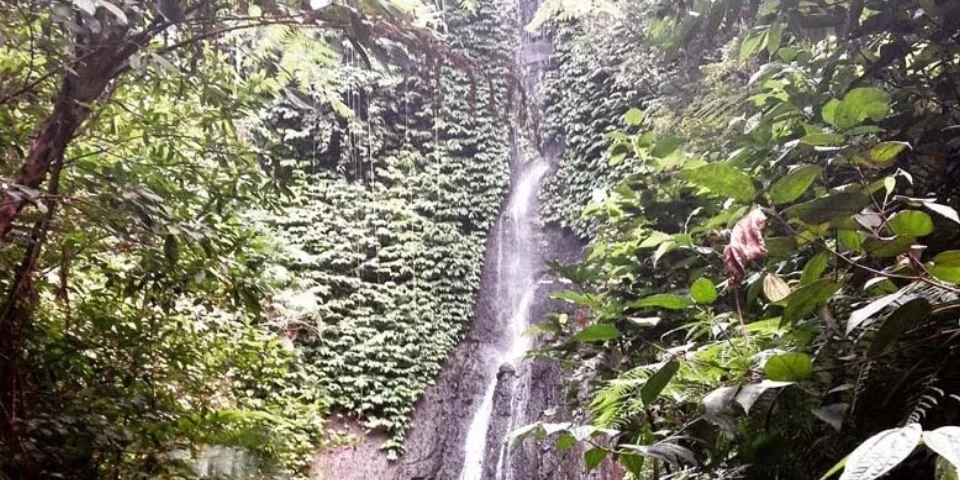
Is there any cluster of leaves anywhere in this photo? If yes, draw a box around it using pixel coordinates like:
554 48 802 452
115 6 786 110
255 0 516 457
524 1 960 479
539 15 647 237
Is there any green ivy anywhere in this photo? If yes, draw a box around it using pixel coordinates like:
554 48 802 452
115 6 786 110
258 0 517 456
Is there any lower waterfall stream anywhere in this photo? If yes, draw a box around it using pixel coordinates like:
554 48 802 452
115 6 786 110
459 160 550 480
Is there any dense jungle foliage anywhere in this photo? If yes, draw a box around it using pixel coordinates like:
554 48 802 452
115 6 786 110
0 0 513 478
7 0 960 479
518 0 960 479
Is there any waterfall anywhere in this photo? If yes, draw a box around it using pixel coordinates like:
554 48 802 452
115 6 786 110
459 158 550 480
457 0 555 476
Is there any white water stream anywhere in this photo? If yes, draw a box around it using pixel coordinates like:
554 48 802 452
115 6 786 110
460 159 550 480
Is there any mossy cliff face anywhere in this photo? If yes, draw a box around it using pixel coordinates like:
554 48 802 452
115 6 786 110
262 0 518 462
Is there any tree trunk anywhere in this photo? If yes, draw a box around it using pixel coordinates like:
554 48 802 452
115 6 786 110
0 29 139 471
0 85 95 239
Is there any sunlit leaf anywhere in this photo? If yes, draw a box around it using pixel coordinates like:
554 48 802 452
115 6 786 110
691 277 718 304
703 386 737 435
631 294 693 310
570 324 620 343
846 288 908 335
736 380 793 413
800 252 829 286
800 133 845 146
924 427 960 473
740 30 768 60
862 141 910 167
682 164 757 203
923 202 960 224
763 274 791 302
823 87 891 131
930 251 960 284
72 0 97 15
625 108 645 126
820 457 848 480
627 316 661 328
888 210 934 236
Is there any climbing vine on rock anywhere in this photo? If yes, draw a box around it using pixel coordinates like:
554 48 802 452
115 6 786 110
539 17 646 238
259 0 517 456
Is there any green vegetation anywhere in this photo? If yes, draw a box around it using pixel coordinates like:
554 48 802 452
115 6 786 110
520 1 960 479
7 0 960 479
258 1 516 455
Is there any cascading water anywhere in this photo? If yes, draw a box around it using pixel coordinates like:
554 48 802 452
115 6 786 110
459 159 550 480
457 0 561 477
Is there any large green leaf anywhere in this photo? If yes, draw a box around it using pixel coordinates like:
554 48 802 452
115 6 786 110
888 210 934 237
782 279 842 324
682 164 757 203
823 87 891 131
764 352 813 381
838 230 864 252
800 252 829 286
691 277 718 304
585 447 608 470
862 141 909 167
839 424 921 480
641 360 679 406
740 29 768 60
631 294 693 310
782 191 870 225
570 324 620 343
769 165 822 204
800 133 845 146
619 454 645 477
930 250 960 284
